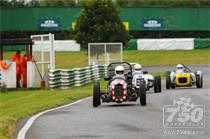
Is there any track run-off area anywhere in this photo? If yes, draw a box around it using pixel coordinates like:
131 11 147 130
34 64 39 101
15 65 210 139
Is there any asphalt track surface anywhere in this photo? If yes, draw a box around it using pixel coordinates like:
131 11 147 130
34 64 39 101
15 65 210 139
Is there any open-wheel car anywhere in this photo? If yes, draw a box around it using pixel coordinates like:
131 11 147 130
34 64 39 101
93 62 146 107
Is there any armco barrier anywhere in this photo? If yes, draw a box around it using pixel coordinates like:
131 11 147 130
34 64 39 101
48 65 107 89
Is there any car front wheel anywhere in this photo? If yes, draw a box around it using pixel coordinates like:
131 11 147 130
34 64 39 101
93 81 101 107
139 83 146 106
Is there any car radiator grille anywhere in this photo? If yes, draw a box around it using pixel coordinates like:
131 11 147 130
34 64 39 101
114 85 124 97
178 77 188 83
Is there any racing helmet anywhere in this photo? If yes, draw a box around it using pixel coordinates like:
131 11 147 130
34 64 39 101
115 65 125 75
134 64 142 71
176 64 184 70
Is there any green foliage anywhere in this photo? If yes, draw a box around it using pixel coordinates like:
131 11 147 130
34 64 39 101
1 0 209 7
117 0 210 7
40 0 76 7
25 0 40 7
74 0 131 47
0 0 25 7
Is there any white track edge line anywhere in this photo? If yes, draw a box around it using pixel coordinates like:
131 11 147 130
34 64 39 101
17 97 91 139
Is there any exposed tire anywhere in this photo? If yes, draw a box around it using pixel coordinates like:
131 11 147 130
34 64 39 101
196 75 203 88
201 75 203 88
139 83 146 106
171 84 176 89
93 81 101 107
154 76 161 93
158 76 162 93
166 76 171 90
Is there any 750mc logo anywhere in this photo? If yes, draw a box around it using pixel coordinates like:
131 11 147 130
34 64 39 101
163 97 205 128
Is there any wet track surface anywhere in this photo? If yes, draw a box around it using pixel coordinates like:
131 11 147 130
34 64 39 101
15 65 210 139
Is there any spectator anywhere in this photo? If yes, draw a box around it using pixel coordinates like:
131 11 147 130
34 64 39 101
11 50 22 88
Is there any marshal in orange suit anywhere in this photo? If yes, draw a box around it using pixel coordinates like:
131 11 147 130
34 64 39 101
21 54 28 88
11 50 22 88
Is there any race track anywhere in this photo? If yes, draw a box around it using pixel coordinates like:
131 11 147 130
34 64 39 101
15 65 210 139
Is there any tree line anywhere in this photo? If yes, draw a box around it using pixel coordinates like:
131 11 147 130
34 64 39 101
1 0 210 7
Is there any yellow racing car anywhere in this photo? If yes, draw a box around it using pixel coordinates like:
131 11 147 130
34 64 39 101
166 64 203 89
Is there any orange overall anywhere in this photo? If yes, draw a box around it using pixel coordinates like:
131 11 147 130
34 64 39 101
21 55 28 88
12 54 22 88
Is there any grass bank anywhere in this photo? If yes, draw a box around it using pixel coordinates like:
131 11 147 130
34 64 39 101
4 50 209 69
0 84 92 139
56 50 210 68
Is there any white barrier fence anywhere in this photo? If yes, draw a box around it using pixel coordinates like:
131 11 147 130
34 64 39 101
137 38 194 50
48 65 107 89
0 62 16 88
33 40 80 52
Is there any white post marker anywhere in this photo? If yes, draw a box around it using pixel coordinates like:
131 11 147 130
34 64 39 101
50 33 55 70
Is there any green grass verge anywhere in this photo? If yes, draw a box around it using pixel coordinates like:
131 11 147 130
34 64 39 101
4 50 210 69
123 50 210 67
1 49 209 139
4 51 89 69
0 84 92 139
54 50 210 68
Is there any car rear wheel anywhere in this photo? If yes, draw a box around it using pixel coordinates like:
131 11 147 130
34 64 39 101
158 77 162 92
139 83 146 106
201 75 203 88
93 81 101 107
154 76 161 93
196 75 203 88
166 76 171 89
171 84 176 89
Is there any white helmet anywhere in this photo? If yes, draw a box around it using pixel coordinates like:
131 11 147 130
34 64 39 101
134 64 142 71
176 64 184 70
115 65 124 75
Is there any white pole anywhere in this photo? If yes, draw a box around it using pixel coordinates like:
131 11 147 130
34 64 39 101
107 53 109 65
88 44 90 65
50 33 55 69
121 43 123 62
41 36 44 78
104 44 107 65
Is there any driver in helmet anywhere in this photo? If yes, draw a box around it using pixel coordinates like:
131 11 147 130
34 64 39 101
133 64 142 75
176 64 184 73
176 64 186 74
114 65 125 79
176 64 196 80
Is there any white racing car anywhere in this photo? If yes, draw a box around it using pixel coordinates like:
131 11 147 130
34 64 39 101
132 64 162 93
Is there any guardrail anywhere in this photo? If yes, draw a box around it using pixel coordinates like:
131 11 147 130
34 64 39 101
48 65 107 89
